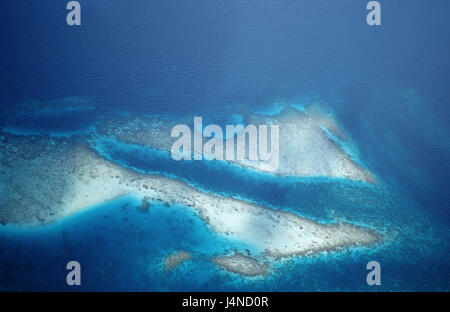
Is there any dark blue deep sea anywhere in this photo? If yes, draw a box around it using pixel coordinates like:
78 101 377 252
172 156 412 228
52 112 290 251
0 1 449 291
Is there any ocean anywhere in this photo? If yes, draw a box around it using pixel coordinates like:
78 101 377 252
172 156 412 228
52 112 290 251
0 0 449 291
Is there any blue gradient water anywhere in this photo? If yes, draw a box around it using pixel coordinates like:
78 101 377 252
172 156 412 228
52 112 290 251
0 1 449 291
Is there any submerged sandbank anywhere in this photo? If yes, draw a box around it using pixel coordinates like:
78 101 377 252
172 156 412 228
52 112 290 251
164 251 192 270
213 253 269 277
95 105 374 182
0 132 380 259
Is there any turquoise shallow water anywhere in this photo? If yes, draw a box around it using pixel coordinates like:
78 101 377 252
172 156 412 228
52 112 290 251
0 197 257 291
0 106 449 291
0 185 447 291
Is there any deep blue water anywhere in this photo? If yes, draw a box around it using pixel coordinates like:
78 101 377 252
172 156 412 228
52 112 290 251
0 1 449 291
